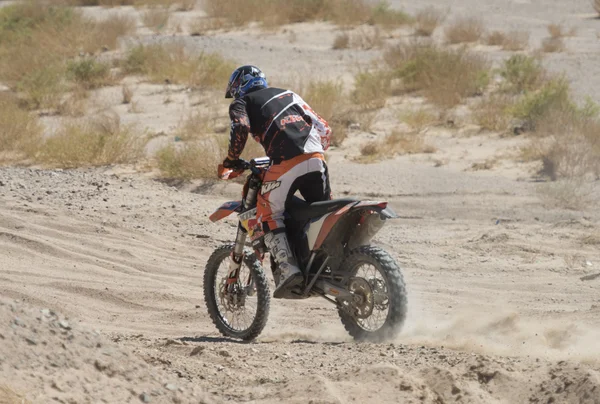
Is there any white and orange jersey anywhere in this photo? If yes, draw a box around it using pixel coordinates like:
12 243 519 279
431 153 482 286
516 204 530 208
228 87 331 164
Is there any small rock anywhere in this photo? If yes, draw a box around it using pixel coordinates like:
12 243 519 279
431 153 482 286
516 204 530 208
58 320 71 330
139 393 151 403
216 365 224 371
218 350 231 358
190 346 205 356
13 317 25 327
41 308 52 317
164 384 177 391
25 336 37 345
165 339 183 346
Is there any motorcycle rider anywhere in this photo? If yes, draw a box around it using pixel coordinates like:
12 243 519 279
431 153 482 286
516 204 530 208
222 65 332 298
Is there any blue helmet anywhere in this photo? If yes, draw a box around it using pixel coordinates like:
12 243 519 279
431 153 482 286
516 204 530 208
225 65 268 99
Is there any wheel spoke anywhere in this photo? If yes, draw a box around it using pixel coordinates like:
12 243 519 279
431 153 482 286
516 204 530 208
213 257 258 333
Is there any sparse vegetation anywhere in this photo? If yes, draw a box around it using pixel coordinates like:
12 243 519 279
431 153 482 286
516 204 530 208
537 179 594 210
122 43 234 89
122 84 134 104
202 0 411 29
547 23 576 39
445 16 485 44
400 108 439 131
332 32 350 49
499 54 546 94
141 7 171 33
501 31 529 51
385 42 490 107
595 0 600 16
359 130 435 163
39 114 146 168
353 70 392 110
540 37 565 53
509 78 572 130
486 31 506 46
302 80 349 146
0 2 135 108
472 94 514 132
413 7 445 37
351 26 384 50
0 94 43 162
67 58 111 90
156 138 224 179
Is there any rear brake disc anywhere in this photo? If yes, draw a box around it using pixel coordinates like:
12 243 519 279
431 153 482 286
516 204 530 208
348 277 375 319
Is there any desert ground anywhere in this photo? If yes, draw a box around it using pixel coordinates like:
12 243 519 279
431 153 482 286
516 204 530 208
1 0 600 403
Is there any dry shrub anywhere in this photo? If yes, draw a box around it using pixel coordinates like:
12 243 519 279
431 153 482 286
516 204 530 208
302 80 349 146
350 26 384 50
528 124 600 181
470 158 497 171
499 54 546 94
141 8 170 32
176 104 224 140
400 108 439 131
332 32 350 49
40 113 146 168
122 43 234 89
367 1 412 30
547 23 576 39
56 87 89 117
359 130 435 162
96 13 136 49
0 3 135 108
509 78 572 130
472 94 514 131
0 94 43 162
541 37 565 53
537 179 594 210
518 83 600 181
66 58 111 90
445 16 485 44
385 42 490 107
486 30 506 46
202 0 410 29
595 0 600 16
414 6 445 37
156 137 224 179
353 70 392 110
501 30 529 51
122 84 133 104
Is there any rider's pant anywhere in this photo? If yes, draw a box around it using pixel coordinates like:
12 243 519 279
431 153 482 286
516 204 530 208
257 152 331 233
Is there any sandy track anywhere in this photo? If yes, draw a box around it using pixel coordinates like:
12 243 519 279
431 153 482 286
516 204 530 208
1 161 599 403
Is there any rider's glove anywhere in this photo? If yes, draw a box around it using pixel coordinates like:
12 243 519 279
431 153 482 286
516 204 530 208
222 157 245 171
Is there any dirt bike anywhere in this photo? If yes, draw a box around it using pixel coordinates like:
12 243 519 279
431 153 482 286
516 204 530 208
204 157 407 341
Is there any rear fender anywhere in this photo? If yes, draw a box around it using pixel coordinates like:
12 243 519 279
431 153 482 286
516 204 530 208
310 201 397 251
209 201 243 222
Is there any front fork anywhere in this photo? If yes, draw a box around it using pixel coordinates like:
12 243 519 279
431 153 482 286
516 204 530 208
227 179 259 289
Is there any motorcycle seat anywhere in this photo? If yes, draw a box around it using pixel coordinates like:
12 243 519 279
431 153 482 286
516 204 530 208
286 197 357 222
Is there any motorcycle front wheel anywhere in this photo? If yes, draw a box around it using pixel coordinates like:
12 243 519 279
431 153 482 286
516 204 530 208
337 246 408 342
203 244 270 341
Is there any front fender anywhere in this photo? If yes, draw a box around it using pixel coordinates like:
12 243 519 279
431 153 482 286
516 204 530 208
209 201 243 222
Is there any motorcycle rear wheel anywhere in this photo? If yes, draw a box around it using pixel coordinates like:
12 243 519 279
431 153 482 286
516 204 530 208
204 244 270 341
337 246 407 342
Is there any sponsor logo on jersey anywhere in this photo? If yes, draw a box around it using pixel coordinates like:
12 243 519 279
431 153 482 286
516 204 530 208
261 181 281 195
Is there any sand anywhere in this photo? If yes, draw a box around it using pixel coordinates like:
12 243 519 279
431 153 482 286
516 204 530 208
2 0 600 403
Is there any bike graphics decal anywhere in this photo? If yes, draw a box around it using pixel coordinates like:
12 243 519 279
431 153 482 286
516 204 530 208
261 181 281 195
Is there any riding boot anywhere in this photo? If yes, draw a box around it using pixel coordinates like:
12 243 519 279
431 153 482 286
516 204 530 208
264 231 303 298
